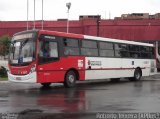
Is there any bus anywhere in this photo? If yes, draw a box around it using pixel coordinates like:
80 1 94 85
8 30 156 88
127 40 160 72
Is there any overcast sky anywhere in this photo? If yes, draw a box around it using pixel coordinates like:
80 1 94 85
0 0 160 21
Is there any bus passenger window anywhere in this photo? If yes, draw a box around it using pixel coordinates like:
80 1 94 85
63 38 80 56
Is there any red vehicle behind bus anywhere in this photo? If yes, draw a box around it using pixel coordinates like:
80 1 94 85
8 30 156 87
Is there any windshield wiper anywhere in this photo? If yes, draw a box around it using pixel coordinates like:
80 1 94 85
21 39 29 48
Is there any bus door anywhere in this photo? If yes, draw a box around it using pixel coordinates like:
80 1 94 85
37 35 59 83
155 41 160 72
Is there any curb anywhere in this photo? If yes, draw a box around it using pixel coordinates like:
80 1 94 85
0 81 8 83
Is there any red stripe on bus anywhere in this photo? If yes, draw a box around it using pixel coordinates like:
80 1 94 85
39 30 84 39
38 67 147 72
86 67 146 70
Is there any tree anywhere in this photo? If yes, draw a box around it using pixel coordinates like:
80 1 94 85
0 35 11 59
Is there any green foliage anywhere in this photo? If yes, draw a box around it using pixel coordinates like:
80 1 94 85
0 66 7 77
0 77 8 81
0 35 11 56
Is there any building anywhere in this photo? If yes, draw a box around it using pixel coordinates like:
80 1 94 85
79 15 101 20
118 13 160 20
155 13 160 19
121 13 149 20
0 14 160 42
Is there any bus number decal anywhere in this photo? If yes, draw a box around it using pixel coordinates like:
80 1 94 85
78 60 83 67
144 61 149 64
88 60 102 66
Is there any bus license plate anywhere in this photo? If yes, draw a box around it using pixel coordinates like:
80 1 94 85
16 77 21 80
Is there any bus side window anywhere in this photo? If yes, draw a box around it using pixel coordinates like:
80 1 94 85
63 38 80 56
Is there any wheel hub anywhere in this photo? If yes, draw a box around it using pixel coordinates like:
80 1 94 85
68 75 74 83
135 73 140 79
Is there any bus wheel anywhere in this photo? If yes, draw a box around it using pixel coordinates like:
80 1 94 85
110 78 120 82
64 70 76 88
41 83 51 87
129 68 142 81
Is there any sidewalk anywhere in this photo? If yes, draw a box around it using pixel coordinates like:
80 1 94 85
0 80 8 83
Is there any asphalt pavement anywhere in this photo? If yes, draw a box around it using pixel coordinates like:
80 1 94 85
0 76 160 119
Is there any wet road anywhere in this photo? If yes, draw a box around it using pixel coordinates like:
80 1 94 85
1 76 160 119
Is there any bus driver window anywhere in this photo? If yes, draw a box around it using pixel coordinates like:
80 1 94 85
39 41 58 63
43 42 50 58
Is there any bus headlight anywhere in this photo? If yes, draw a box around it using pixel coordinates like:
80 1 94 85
30 64 36 73
7 68 11 74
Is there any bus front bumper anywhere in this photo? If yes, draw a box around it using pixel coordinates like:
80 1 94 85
8 72 37 83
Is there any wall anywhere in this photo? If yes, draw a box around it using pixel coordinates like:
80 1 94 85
0 19 160 41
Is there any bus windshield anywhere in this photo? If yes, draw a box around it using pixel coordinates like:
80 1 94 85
9 33 36 66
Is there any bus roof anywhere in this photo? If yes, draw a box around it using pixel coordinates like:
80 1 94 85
39 30 153 47
15 30 154 47
84 35 154 47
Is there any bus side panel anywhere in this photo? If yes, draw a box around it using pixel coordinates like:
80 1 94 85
85 57 122 80
122 59 151 77
37 71 66 83
37 56 85 83
79 70 85 81
85 57 153 80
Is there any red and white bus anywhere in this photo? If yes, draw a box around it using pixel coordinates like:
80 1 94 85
127 40 160 72
8 30 156 87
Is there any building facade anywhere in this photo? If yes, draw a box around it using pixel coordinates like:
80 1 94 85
0 14 160 41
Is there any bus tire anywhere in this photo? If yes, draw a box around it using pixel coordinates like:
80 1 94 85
129 68 142 81
41 83 51 87
64 70 76 88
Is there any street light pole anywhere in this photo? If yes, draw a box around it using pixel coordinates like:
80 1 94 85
67 9 69 33
42 0 44 30
27 0 29 30
33 0 35 29
66 2 71 33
